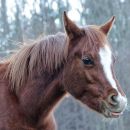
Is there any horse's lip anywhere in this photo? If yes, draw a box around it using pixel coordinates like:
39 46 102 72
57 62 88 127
103 110 122 118
107 108 123 116
110 111 122 117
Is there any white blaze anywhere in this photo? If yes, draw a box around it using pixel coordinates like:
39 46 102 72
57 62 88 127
99 45 117 90
99 44 127 108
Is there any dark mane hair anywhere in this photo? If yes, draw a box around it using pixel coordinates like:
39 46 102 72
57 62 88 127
5 32 68 92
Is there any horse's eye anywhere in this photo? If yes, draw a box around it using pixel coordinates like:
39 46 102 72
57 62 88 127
82 58 94 65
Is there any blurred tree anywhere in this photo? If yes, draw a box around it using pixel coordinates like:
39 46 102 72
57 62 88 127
13 0 23 42
0 0 9 52
0 0 9 35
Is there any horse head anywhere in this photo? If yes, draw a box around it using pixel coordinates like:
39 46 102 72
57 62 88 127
62 12 127 118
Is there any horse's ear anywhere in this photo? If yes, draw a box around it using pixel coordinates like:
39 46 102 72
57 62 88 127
100 16 115 35
63 11 85 40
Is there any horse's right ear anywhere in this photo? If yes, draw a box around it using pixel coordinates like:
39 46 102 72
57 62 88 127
63 11 85 40
100 16 115 35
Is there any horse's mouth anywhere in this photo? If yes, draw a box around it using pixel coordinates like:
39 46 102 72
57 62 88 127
103 109 122 118
101 101 123 118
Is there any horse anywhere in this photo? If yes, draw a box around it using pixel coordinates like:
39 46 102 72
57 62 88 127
0 12 127 130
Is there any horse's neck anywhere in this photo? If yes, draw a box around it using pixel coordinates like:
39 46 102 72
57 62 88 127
37 68 66 115
19 68 66 124
39 75 66 115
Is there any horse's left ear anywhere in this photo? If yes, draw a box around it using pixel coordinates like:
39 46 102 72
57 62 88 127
100 16 115 35
63 11 85 40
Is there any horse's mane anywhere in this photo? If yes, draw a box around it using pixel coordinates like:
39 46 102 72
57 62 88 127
5 32 68 92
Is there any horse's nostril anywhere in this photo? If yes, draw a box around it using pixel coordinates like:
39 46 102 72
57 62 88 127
108 94 118 106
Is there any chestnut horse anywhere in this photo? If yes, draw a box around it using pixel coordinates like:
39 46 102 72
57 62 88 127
0 12 127 130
